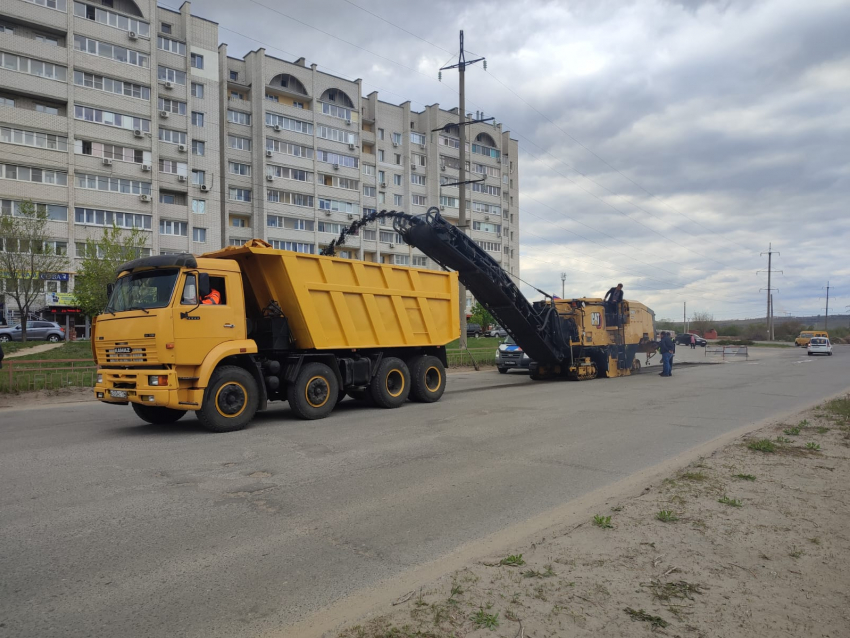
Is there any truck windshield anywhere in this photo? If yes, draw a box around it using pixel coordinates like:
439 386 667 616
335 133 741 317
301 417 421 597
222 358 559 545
108 269 179 312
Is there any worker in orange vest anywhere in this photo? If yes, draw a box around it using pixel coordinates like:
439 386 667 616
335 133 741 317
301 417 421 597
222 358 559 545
201 289 221 305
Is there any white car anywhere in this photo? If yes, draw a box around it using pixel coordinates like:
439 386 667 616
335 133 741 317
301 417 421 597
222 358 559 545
807 337 833 356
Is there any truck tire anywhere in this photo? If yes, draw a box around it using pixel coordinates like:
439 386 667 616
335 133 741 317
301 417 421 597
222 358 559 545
408 355 446 403
369 357 410 408
197 365 259 433
498 367 508 374
287 362 339 420
131 403 186 424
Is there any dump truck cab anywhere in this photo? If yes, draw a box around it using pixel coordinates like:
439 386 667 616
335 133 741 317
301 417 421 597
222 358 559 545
93 254 258 419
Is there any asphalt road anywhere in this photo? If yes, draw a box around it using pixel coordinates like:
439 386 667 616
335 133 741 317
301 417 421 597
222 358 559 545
1 346 848 638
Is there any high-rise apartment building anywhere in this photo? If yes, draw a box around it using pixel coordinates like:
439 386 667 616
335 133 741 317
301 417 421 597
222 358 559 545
0 0 518 325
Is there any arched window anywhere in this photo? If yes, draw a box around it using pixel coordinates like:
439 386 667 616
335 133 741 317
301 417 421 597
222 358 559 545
320 89 354 108
270 74 308 96
475 132 497 147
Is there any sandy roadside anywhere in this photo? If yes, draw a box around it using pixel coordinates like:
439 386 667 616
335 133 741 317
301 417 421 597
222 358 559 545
330 393 850 638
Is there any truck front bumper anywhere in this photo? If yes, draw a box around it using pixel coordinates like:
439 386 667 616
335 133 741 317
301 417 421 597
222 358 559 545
94 369 182 407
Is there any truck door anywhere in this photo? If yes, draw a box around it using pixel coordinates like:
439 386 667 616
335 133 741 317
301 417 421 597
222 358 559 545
172 271 244 365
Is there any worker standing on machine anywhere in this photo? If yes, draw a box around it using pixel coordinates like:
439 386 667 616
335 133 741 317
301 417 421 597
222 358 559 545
604 283 624 325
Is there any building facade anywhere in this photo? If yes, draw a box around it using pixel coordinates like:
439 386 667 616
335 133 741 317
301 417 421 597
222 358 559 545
0 0 518 324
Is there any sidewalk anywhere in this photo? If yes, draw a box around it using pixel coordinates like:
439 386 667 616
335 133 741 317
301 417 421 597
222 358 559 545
4 342 65 359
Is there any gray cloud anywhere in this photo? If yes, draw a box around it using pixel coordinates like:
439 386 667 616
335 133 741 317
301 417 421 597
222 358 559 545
186 0 850 320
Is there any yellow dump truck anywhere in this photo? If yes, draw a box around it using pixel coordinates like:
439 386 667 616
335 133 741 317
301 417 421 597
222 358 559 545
93 240 458 432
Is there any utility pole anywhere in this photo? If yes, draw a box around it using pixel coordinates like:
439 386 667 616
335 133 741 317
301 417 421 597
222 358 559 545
683 301 687 334
823 281 831 330
440 31 485 350
759 243 781 341
561 272 566 299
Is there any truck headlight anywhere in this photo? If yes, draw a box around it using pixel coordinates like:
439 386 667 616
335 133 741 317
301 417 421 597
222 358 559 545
148 375 168 386
97 373 103 384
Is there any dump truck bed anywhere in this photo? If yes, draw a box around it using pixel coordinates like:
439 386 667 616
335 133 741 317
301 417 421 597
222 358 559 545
204 244 459 350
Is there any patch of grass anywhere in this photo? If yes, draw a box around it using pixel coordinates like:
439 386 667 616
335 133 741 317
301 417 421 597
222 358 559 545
798 419 810 428
499 554 525 567
805 442 821 451
775 436 792 444
789 547 804 559
592 514 613 529
783 427 801 436
747 439 776 453
470 609 499 630
681 471 707 481
718 495 742 507
734 473 756 481
650 580 703 602
656 510 678 523
809 537 821 545
529 568 552 580
624 607 669 628
449 584 463 598
816 427 830 434
5 341 92 361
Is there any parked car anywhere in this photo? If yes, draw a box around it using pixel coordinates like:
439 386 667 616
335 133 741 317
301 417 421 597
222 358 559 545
0 321 65 343
495 336 530 373
674 332 706 347
488 326 508 338
807 337 833 356
467 322 483 337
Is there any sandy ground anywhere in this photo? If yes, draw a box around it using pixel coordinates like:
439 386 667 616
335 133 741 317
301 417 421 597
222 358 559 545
335 394 850 638
0 386 92 409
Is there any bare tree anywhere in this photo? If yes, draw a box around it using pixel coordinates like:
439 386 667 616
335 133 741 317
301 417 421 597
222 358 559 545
689 311 714 336
0 200 67 341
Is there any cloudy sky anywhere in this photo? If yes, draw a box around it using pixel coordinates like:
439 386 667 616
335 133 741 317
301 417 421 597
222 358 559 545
181 0 849 321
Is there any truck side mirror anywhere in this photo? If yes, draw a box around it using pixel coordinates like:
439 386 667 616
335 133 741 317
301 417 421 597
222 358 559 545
106 283 114 299
198 272 211 298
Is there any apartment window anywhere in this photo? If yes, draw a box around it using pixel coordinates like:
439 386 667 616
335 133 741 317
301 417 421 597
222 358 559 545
0 25 14 34
363 164 376 177
73 2 150 38
266 113 312 134
391 132 402 145
157 66 186 85
158 98 186 115
473 221 501 233
159 191 185 205
411 153 427 168
76 140 148 164
475 240 501 252
293 101 304 109
439 136 460 149
316 124 356 144
229 162 250 176
2 126 68 152
267 190 313 207
392 174 402 186
378 150 385 162
35 34 59 46
191 199 206 214
267 216 314 231
229 239 247 247
158 129 187 145
231 216 248 228
0 52 67 81
74 71 150 100
193 227 206 242
440 196 459 208
390 255 410 266
0 164 67 186
228 135 251 151
316 150 358 168
75 208 151 230
378 192 385 204
191 111 204 127
76 105 151 133
393 194 403 206
229 187 251 202
190 53 204 69
75 173 150 194
0 97 15 107
267 165 311 182
229 70 238 81
1 199 67 221
158 159 187 176
227 110 251 126
320 101 351 121
394 154 402 165
160 22 172 34
73 35 149 67
410 132 426 145
160 220 188 236
411 173 426 186
412 195 426 206
191 170 205 186
319 174 358 190
266 139 312 158
157 36 186 55
192 140 205 156
318 199 358 214
412 256 427 267
378 128 385 140
362 229 376 241
270 241 314 254
191 82 204 98
363 186 376 198
317 221 345 234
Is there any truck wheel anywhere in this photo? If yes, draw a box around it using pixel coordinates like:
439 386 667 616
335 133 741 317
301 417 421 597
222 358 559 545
369 357 410 408
287 362 339 420
498 367 508 374
131 403 186 424
197 365 259 433
408 355 446 403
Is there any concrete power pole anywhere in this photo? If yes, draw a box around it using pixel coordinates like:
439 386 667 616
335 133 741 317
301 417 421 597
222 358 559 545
683 301 687 334
823 281 831 330
440 31 486 350
759 243 781 341
561 272 566 299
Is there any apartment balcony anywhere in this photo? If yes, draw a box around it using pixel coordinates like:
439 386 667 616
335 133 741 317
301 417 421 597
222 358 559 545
4 2 67 31
0 68 68 102
0 32 68 65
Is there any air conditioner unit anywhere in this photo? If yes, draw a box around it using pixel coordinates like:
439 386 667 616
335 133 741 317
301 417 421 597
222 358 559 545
273 124 281 132
128 31 138 40
347 213 354 219
485 215 490 220
412 164 418 171
177 144 187 152
102 158 113 166
141 164 151 172
159 110 170 118
348 143 355 150
266 174 274 181
177 175 187 182
392 141 399 147
420 142 426 148
440 165 446 172
388 243 395 248
164 81 174 90
380 182 387 188
440 205 445 211
133 129 144 138
139 194 151 202
345 119 351 126
265 149 273 157
332 163 339 170
200 184 209 192
324 210 332 216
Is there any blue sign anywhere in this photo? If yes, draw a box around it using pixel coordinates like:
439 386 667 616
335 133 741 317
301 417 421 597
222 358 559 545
40 273 70 281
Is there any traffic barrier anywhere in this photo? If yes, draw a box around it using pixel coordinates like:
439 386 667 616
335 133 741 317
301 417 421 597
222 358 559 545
1 359 96 393
705 345 748 359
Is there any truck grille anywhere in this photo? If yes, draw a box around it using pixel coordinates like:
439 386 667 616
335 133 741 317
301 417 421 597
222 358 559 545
97 340 158 364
